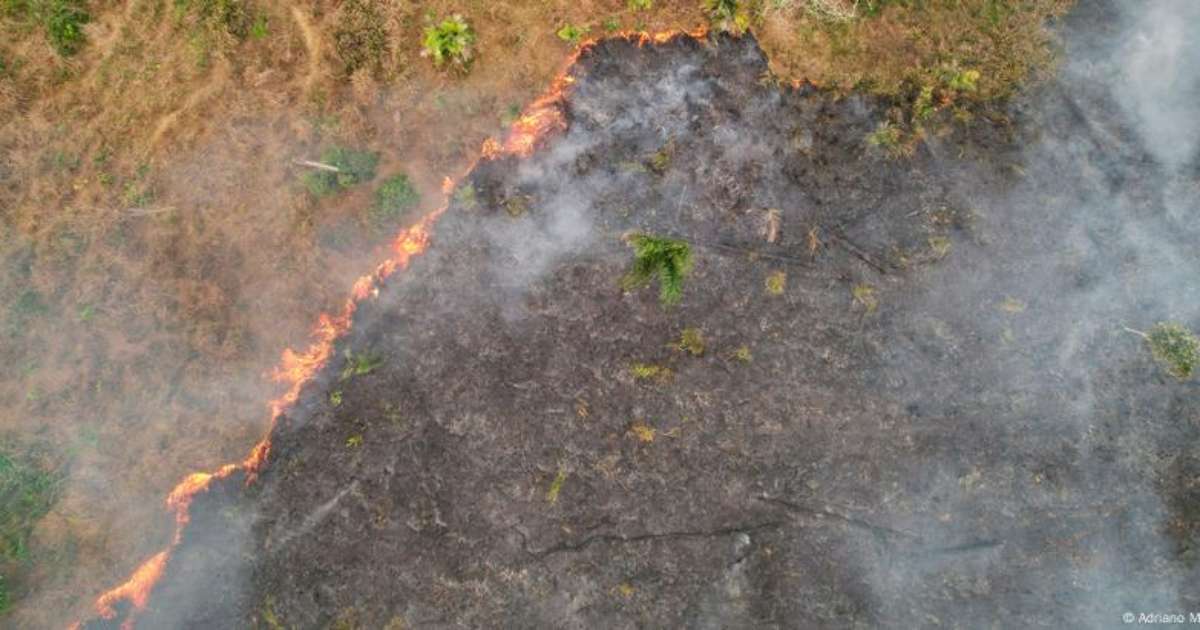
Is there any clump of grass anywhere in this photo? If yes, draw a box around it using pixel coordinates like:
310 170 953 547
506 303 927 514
341 349 383 381
371 174 420 229
334 0 388 75
866 121 904 156
4 0 91 56
628 0 652 10
249 12 267 39
422 14 476 72
1127 322 1200 380
944 67 981 92
676 328 705 356
623 233 693 306
546 466 568 504
302 147 379 197
927 235 951 259
851 283 878 314
175 0 253 39
503 195 530 218
647 140 674 174
345 434 363 448
453 183 478 210
628 422 656 443
732 345 752 363
765 270 786 295
629 362 671 382
556 23 589 47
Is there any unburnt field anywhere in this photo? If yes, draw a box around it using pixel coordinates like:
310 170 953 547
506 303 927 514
0 0 1074 625
87 4 1200 627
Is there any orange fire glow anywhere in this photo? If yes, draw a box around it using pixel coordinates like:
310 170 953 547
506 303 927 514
85 27 702 629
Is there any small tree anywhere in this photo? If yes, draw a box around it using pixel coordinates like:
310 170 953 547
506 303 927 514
623 234 693 306
1127 322 1200 380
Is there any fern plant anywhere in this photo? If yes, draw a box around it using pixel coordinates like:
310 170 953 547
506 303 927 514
623 234 693 306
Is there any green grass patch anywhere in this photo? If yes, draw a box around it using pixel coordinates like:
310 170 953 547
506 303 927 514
556 23 589 47
340 349 383 381
4 0 91 56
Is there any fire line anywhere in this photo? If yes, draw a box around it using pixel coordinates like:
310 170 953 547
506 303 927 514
79 28 705 629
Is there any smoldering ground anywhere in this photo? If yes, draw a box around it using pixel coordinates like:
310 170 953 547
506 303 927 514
87 3 1199 628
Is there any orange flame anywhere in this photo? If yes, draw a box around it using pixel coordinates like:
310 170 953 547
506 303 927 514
84 27 702 629
86 209 448 628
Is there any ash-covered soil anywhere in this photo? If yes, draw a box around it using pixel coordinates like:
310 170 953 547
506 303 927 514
96 4 1200 629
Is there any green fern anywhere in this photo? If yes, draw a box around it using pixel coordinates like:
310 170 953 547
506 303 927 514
623 234 693 306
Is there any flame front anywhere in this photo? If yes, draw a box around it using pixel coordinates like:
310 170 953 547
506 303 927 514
86 211 446 628
84 27 703 628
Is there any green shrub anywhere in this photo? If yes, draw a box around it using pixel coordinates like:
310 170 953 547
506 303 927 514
1147 322 1200 380
422 14 475 71
41 0 90 55
556 23 589 46
370 174 420 228
302 147 379 197
623 234 693 306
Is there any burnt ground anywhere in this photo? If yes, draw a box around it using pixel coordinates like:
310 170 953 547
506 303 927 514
90 3 1200 629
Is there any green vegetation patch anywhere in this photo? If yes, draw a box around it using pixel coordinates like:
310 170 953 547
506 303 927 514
1146 322 1200 380
340 349 383 381
422 14 476 72
3 0 91 56
556 23 589 47
623 233 693 307
371 174 421 229
0 446 64 614
302 147 379 197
